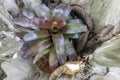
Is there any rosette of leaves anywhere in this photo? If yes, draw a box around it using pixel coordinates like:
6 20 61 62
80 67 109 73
13 4 87 71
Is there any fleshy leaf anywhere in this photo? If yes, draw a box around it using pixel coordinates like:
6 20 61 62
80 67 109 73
64 33 80 39
22 39 52 59
53 4 71 21
69 19 83 24
32 18 41 25
52 4 66 17
22 38 45 51
40 3 50 12
23 32 38 41
63 5 71 18
38 19 51 29
22 8 35 19
14 17 38 29
15 26 34 32
23 29 50 41
49 47 58 71
33 48 50 64
29 18 51 29
29 24 39 29
64 19 87 34
65 39 77 61
33 3 51 20
52 33 66 64
14 17 30 27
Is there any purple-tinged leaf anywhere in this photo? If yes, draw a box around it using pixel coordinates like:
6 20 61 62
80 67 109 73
23 31 38 41
32 18 41 25
14 17 30 27
14 17 39 29
53 4 65 14
38 19 51 29
22 39 52 59
56 4 71 20
39 4 51 20
64 20 87 34
65 39 77 61
52 33 66 65
33 48 51 64
29 24 39 29
53 4 71 21
40 3 50 12
63 4 71 19
22 38 45 51
22 8 35 19
32 3 51 20
49 47 58 71
23 30 50 41
22 39 40 52
52 4 65 19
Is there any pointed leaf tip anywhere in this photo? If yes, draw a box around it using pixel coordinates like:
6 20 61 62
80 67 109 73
49 47 58 70
22 39 52 60
64 20 87 34
22 8 35 19
65 39 77 61
23 30 50 42
52 33 67 65
33 48 50 64
14 17 30 27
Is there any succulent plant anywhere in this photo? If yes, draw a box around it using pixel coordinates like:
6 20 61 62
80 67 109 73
13 3 87 72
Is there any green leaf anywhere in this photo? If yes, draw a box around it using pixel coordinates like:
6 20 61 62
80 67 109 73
90 36 120 66
69 19 83 24
35 29 50 38
49 47 58 71
33 48 50 64
15 26 33 32
23 29 50 41
64 19 87 34
65 39 77 61
52 33 66 64
64 33 80 39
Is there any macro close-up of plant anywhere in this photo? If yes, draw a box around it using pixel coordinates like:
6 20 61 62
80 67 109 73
13 3 88 72
1 0 120 80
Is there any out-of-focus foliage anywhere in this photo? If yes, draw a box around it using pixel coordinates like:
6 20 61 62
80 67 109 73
1 52 38 80
90 34 120 67
0 31 23 59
